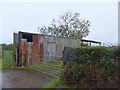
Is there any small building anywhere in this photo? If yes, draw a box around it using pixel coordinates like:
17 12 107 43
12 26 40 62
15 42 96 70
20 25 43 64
13 31 101 66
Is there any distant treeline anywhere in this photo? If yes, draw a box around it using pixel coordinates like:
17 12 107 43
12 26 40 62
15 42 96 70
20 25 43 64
0 44 14 51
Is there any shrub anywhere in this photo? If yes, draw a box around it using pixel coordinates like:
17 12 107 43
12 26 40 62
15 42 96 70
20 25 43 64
61 46 119 88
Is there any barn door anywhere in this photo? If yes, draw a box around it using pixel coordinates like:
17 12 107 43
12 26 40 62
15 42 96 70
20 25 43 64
47 43 56 62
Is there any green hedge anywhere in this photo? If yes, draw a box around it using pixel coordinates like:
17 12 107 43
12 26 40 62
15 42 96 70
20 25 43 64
61 46 119 88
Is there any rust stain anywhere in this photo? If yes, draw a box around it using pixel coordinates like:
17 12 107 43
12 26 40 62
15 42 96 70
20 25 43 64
40 42 44 62
31 34 39 65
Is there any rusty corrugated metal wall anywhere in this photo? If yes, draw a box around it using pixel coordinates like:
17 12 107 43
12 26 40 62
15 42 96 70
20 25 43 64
14 32 81 66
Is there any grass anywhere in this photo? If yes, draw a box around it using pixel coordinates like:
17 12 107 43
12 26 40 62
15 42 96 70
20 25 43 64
31 62 63 70
2 58 33 71
40 78 84 89
2 59 13 70
2 50 33 71
31 61 63 76
3 50 13 60
40 78 61 88
2 50 13 70
40 78 76 89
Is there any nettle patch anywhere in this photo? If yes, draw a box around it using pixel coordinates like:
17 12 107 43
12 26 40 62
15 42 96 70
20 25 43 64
61 46 119 88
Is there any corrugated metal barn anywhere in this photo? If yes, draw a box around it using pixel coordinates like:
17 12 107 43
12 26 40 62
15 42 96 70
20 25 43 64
13 31 82 66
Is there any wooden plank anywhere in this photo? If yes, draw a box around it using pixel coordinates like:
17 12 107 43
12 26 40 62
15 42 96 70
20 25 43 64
62 47 75 62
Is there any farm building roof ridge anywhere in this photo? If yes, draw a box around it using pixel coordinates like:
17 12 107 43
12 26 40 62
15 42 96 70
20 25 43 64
18 31 82 40
18 31 101 44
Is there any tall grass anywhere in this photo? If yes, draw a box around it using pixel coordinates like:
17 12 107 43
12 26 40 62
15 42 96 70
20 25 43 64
2 50 32 70
40 79 60 88
3 50 13 60
2 50 13 70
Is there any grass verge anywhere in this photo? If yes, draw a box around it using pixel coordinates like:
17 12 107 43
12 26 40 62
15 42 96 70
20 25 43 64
40 78 61 88
31 61 63 70
31 61 63 77
2 59 33 71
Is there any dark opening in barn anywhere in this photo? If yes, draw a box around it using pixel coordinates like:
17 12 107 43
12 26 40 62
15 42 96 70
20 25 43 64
22 33 33 42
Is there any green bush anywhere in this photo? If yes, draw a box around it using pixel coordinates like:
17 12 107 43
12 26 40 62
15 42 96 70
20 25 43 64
61 46 119 88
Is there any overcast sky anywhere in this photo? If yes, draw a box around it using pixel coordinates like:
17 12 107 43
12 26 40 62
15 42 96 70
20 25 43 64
0 0 119 45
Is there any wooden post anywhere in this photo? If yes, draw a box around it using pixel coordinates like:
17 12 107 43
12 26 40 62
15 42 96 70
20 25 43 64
63 62 67 68
90 42 91 46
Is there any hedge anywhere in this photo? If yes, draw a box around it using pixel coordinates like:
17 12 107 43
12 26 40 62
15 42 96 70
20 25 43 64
61 46 119 88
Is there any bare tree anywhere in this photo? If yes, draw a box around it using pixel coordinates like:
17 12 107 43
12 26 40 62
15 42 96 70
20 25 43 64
39 11 90 38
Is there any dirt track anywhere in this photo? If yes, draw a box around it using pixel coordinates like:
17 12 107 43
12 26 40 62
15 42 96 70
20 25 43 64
2 70 55 88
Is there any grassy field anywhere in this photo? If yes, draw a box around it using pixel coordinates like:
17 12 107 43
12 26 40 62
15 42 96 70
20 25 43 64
2 50 13 70
2 50 33 70
3 50 13 60
0 50 12 70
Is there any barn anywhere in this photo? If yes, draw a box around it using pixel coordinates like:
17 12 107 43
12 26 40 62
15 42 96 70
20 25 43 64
13 31 83 66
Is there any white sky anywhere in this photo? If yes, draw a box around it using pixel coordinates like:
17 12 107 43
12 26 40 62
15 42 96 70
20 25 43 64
0 0 119 45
